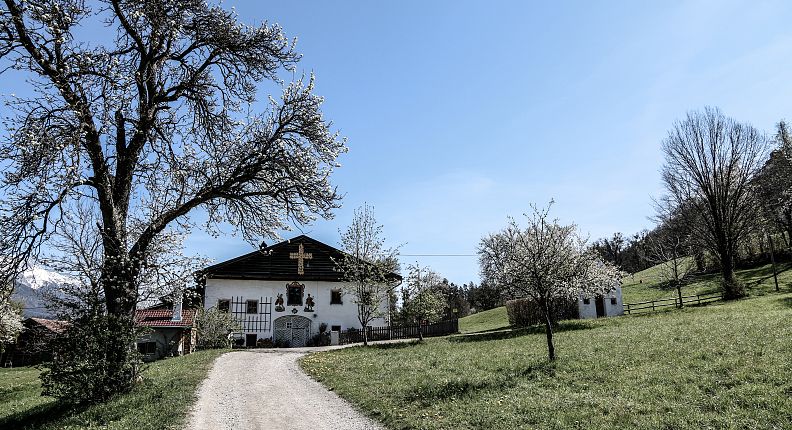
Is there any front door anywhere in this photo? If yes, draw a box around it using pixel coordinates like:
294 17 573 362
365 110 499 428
595 296 606 318
273 315 312 347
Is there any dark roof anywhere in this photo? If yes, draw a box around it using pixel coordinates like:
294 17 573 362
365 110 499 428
25 317 69 333
200 234 401 282
134 308 196 328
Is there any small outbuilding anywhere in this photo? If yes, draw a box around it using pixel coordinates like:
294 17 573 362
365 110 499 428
134 303 196 361
578 286 624 319
2 317 68 367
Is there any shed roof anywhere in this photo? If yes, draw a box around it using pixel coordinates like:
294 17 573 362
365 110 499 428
134 308 195 328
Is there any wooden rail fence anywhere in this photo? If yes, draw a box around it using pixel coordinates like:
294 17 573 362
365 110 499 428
623 292 723 315
339 319 459 345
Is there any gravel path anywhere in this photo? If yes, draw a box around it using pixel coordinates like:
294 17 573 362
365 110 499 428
187 348 386 430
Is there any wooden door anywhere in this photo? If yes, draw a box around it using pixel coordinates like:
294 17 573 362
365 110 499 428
595 296 606 317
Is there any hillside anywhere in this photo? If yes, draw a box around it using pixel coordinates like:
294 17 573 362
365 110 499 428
621 261 792 304
302 292 792 429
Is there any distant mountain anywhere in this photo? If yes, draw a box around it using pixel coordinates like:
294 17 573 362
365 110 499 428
12 267 76 318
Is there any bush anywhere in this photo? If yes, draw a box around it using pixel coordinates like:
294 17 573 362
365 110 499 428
505 297 579 327
195 308 240 349
41 313 140 404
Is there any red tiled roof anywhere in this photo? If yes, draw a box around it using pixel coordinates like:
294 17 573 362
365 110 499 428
134 308 195 328
26 317 69 333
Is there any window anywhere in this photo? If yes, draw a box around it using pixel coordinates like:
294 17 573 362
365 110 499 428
330 289 343 305
137 342 156 355
287 284 303 306
246 299 258 314
218 299 230 313
331 325 341 332
583 298 590 305
610 297 617 305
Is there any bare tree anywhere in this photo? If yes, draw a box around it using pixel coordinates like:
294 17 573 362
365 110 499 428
335 204 400 346
660 107 769 299
753 121 792 251
478 203 622 360
646 200 698 307
0 0 345 393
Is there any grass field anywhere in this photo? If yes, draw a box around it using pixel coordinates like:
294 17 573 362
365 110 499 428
458 306 509 334
302 292 792 429
0 349 225 429
621 262 792 303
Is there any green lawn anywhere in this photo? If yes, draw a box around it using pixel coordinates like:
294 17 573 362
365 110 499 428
0 349 226 429
459 306 509 334
621 262 792 304
302 293 792 429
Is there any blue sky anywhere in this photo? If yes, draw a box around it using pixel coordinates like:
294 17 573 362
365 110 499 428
181 1 792 284
5 1 791 285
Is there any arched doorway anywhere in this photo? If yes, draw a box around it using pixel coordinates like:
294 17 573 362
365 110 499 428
273 315 312 347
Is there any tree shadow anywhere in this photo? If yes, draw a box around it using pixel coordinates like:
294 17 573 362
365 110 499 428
450 320 595 343
403 361 555 405
366 340 422 350
777 297 792 309
0 399 86 430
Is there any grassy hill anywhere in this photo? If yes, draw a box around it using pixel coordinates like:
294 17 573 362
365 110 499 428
302 291 792 429
0 349 225 429
621 261 792 303
459 306 509 334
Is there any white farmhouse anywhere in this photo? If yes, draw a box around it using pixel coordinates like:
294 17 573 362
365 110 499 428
200 235 400 347
577 285 624 319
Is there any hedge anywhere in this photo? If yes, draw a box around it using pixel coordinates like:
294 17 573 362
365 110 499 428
505 297 579 327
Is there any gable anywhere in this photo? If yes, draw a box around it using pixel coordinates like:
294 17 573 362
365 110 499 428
200 235 401 282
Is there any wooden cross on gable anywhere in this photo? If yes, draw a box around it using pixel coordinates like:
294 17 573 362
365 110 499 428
289 243 313 275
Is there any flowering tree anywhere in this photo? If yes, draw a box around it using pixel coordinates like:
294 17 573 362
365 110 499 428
0 295 23 354
478 203 622 360
0 0 345 398
402 263 446 341
335 204 400 346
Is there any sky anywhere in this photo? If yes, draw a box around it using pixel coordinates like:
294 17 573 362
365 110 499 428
179 0 792 285
6 1 792 285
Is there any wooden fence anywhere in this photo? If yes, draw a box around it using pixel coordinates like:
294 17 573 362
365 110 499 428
339 319 459 345
623 292 723 315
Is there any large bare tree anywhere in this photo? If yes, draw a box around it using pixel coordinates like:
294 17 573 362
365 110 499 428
0 0 345 390
660 108 769 299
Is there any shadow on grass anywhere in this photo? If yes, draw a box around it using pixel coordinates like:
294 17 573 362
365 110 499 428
450 320 595 343
404 361 555 405
0 399 84 430
778 297 792 309
366 340 423 351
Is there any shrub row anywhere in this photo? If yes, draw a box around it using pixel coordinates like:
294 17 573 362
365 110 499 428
505 297 579 327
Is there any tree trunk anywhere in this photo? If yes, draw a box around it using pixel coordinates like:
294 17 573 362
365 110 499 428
676 281 684 309
417 320 424 341
362 328 368 346
719 250 744 299
543 311 555 361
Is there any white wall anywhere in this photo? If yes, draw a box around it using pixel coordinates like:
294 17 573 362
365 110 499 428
204 278 389 342
577 286 623 319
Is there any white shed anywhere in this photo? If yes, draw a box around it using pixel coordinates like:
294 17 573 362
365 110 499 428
577 285 623 319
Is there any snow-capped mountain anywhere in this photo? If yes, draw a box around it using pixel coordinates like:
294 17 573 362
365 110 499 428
12 267 77 318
